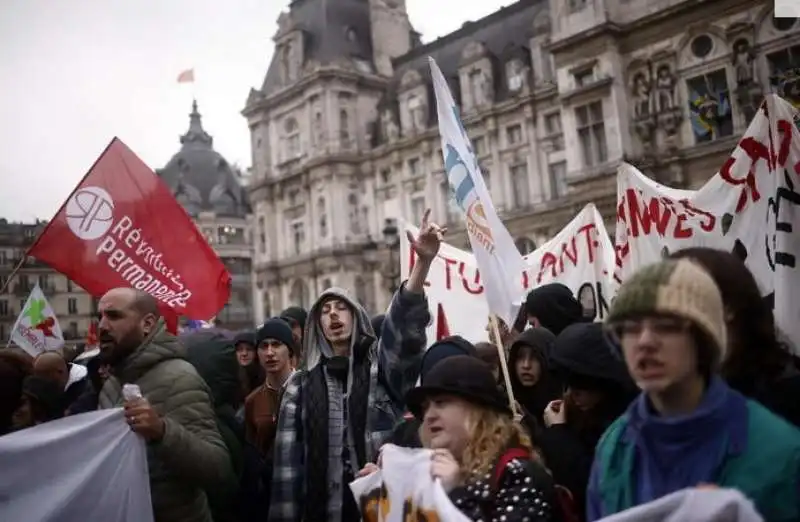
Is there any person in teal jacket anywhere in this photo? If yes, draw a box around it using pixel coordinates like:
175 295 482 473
587 258 800 522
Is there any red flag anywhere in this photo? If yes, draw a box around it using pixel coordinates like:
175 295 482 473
28 138 230 320
435 302 451 341
177 69 195 83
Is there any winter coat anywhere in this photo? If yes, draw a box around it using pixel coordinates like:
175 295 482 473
268 283 430 522
98 320 236 522
183 330 245 522
538 323 636 519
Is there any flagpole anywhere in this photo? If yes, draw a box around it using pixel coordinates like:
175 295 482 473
0 256 27 294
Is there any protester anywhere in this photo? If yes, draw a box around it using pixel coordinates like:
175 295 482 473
507 328 562 429
183 329 245 522
669 246 800 426
11 375 64 430
538 322 637 520
234 331 257 367
525 282 585 335
588 259 800 521
268 211 440 522
96 287 237 522
234 331 263 417
474 341 501 384
32 350 88 413
279 305 307 348
0 350 33 436
244 318 296 457
387 335 478 448
405 355 558 521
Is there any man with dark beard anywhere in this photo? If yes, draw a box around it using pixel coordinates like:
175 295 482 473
96 287 236 522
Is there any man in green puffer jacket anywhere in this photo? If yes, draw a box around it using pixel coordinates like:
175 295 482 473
96 287 236 522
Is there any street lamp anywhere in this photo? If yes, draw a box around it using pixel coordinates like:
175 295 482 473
382 218 401 294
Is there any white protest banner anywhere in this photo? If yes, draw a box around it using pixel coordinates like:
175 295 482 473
350 444 471 522
401 204 616 344
10 282 64 357
0 409 153 522
614 94 800 351
430 57 528 327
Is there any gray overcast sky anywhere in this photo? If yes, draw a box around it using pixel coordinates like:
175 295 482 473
0 0 511 222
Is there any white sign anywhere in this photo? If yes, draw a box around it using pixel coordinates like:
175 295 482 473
0 409 153 522
350 444 471 522
65 186 115 240
10 282 64 357
775 0 800 18
401 204 616 344
615 95 800 352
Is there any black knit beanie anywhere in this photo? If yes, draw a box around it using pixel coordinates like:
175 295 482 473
256 318 297 354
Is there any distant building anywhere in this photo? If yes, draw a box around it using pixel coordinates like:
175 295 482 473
243 0 799 321
157 101 255 330
0 219 95 349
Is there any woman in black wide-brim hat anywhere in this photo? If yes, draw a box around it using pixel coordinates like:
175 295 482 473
405 355 559 522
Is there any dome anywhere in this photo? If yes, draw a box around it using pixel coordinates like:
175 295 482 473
157 100 250 218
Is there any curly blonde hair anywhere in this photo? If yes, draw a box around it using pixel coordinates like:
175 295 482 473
419 403 536 479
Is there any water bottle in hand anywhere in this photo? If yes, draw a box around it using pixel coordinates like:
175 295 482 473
122 384 143 401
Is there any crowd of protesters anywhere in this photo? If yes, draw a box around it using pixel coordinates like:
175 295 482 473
1 212 799 522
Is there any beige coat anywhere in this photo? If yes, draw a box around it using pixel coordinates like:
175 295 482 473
99 321 235 522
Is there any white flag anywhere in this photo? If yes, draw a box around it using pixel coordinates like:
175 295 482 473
429 57 528 326
10 282 64 357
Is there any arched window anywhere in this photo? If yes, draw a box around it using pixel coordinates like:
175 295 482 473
348 193 361 234
262 291 272 319
354 275 374 313
289 279 310 309
514 237 537 255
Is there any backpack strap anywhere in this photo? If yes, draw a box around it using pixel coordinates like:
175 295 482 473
491 447 531 490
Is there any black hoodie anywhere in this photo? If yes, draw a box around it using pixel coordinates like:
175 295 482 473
507 328 562 428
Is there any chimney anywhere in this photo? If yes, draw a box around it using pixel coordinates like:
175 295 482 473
369 0 412 76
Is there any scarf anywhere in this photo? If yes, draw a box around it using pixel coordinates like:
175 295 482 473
304 338 372 521
628 377 748 503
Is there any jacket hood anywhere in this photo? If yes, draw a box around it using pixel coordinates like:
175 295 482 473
182 330 240 407
303 286 374 371
509 327 556 367
115 318 186 383
551 322 635 390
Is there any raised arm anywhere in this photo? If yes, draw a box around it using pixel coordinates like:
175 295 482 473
377 209 443 404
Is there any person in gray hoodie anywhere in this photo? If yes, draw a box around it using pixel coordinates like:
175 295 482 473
268 212 442 522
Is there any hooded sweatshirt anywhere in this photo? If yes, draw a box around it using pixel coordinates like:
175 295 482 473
269 284 430 522
508 328 562 424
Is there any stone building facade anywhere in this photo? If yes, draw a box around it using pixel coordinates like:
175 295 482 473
243 0 799 322
0 220 95 349
157 101 255 330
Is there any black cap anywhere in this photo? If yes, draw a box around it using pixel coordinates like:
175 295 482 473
256 318 297 354
405 355 510 419
280 306 308 330
524 283 584 335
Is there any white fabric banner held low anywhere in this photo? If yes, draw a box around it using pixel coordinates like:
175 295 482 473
401 204 616 344
350 444 472 522
429 57 528 327
10 281 64 357
0 409 153 522
614 95 800 352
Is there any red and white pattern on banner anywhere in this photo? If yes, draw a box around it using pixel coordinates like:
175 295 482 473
614 95 800 353
401 204 616 345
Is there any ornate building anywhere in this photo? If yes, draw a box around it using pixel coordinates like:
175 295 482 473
157 101 255 330
243 0 799 322
0 220 95 349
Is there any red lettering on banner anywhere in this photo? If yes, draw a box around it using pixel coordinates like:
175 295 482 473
458 262 483 294
442 257 458 289
624 188 716 240
719 118 795 213
536 224 600 284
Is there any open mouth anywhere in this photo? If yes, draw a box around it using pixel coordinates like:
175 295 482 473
429 426 443 435
636 357 665 377
330 322 344 333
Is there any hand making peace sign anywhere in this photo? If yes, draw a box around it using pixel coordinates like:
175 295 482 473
406 208 445 262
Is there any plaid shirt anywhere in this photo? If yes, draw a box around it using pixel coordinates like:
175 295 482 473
268 283 429 522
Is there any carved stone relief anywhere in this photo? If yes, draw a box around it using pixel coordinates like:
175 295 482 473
655 64 676 112
507 59 529 92
732 38 762 122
